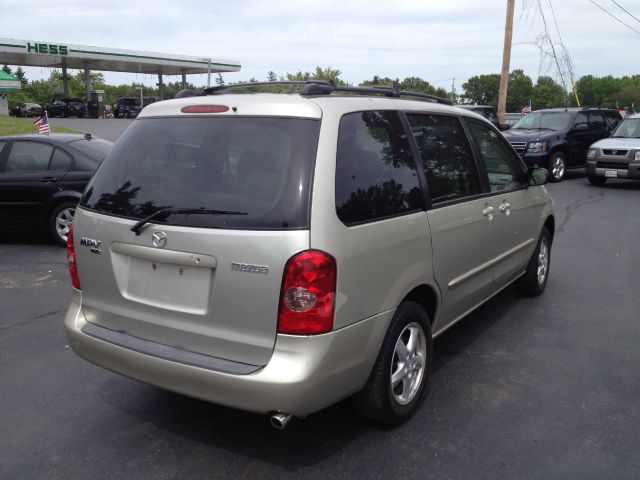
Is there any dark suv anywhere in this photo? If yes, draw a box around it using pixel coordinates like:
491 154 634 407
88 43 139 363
502 107 622 182
47 98 86 118
114 97 142 118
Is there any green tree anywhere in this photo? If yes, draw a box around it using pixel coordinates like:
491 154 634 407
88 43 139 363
461 74 500 105
532 76 567 109
574 75 620 107
267 71 278 82
2 64 12 75
15 66 27 85
506 69 534 111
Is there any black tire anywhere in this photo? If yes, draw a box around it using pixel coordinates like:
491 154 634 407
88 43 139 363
516 226 551 296
49 202 77 247
588 175 607 186
353 301 433 425
548 152 566 182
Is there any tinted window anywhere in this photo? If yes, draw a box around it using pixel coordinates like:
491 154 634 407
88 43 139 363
49 148 73 171
67 138 112 160
574 112 588 128
467 121 525 192
407 113 480 201
81 117 319 230
604 111 621 130
588 112 605 129
335 111 422 225
4 142 53 172
0 141 6 156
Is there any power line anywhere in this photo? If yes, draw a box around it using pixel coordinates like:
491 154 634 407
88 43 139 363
589 0 640 34
610 0 640 24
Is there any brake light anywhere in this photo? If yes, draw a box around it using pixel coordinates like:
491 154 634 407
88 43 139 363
67 224 81 290
278 250 336 335
180 105 229 114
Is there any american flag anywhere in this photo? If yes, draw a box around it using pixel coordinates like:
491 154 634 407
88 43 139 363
33 111 50 135
521 100 532 115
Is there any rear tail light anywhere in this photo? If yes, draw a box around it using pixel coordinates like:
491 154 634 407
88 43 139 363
278 250 336 335
67 224 81 290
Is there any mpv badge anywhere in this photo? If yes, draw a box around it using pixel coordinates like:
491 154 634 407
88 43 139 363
152 231 167 249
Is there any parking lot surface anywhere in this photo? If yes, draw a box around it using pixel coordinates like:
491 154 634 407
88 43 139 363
1 174 639 479
48 117 133 142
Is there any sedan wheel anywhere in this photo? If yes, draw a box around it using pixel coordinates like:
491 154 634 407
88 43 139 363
536 236 549 288
49 202 76 246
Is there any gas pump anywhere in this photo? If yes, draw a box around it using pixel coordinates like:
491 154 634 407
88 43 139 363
88 90 105 118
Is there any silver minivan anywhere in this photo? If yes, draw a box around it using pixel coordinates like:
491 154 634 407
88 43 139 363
65 82 554 429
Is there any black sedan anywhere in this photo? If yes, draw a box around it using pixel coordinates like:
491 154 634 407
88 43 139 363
47 98 86 118
0 134 113 245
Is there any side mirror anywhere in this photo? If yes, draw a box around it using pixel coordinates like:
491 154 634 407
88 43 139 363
499 124 511 131
529 167 549 186
573 123 588 131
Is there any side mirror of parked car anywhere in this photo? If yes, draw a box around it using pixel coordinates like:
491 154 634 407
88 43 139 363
499 124 511 131
529 167 549 186
573 123 589 131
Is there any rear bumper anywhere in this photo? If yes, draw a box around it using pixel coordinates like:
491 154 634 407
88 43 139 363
65 290 393 416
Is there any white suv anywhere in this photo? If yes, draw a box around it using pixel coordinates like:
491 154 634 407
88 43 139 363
65 82 555 429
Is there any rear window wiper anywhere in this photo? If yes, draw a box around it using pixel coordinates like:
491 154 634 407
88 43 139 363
130 207 247 235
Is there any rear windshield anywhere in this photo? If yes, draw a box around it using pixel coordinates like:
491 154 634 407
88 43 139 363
80 116 320 230
121 98 140 106
67 138 112 159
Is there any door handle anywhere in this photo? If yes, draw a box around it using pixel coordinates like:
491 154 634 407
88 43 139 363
482 206 495 221
499 202 511 215
40 176 56 183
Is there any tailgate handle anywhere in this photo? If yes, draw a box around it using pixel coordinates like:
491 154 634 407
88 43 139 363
111 242 217 268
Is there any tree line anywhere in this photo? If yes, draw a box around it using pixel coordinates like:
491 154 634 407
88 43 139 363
3 64 638 113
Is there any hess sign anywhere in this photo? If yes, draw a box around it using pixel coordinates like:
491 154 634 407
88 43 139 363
27 42 68 55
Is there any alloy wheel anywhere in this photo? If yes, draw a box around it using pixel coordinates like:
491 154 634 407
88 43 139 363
390 322 427 405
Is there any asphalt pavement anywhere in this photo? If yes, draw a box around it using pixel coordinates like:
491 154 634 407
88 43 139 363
1 168 639 479
48 117 133 143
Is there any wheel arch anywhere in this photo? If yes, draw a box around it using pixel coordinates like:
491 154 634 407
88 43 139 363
544 214 555 245
401 284 440 327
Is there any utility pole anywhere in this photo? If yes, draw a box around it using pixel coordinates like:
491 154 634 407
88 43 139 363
498 0 515 126
451 77 456 103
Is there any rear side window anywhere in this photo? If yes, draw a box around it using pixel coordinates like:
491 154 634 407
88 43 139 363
406 113 480 202
335 111 423 225
81 117 320 230
4 142 53 172
604 111 621 130
588 112 605 129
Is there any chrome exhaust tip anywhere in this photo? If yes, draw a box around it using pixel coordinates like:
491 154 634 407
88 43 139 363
270 412 293 430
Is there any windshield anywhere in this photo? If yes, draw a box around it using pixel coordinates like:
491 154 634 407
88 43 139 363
80 116 320 229
612 118 640 138
511 111 572 131
122 98 140 106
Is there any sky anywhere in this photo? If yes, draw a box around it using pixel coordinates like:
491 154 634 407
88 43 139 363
2 0 639 93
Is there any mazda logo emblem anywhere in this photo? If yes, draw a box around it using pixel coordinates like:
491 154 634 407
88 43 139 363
151 231 167 249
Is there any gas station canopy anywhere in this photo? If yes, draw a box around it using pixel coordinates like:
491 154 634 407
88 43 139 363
0 37 241 75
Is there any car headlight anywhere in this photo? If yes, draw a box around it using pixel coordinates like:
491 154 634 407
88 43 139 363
635 151 640 161
527 141 547 153
587 148 597 159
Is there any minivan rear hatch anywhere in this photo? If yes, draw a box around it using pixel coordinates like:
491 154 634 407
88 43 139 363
75 112 320 367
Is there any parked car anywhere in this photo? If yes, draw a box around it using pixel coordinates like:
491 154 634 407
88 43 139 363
502 107 622 182
459 105 501 129
0 134 113 245
17 103 44 117
47 98 86 118
114 96 142 118
503 112 524 128
586 113 640 185
64 82 554 429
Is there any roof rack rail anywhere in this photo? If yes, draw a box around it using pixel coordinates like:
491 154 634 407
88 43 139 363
175 80 452 105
